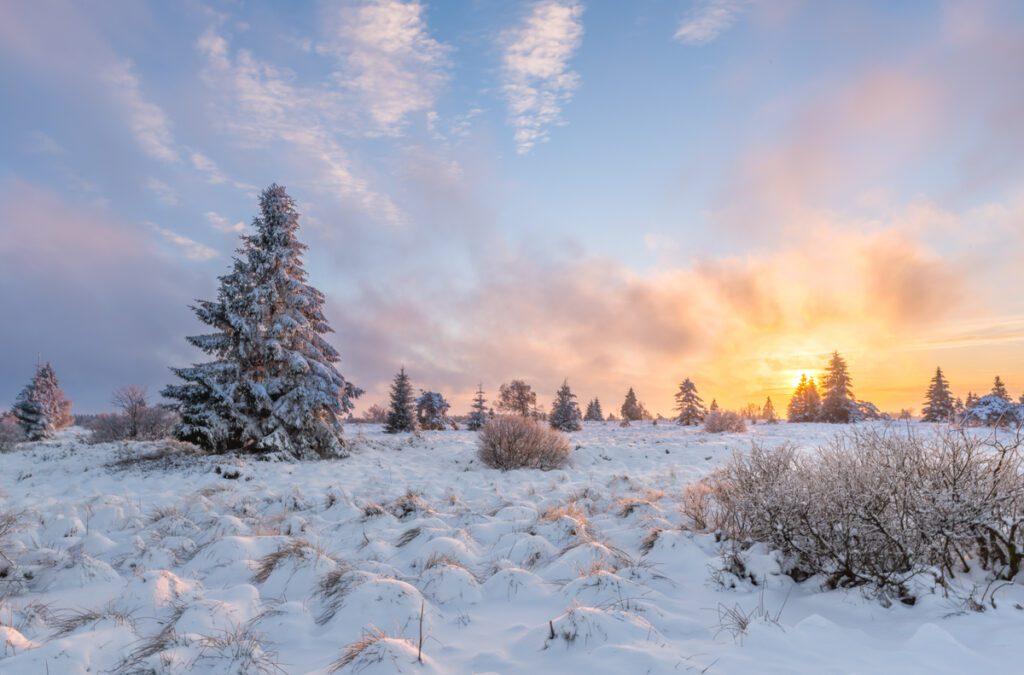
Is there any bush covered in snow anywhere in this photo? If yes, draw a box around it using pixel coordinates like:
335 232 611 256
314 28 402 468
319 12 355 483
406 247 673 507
477 415 571 470
703 410 747 433
702 427 1024 602
962 394 1024 427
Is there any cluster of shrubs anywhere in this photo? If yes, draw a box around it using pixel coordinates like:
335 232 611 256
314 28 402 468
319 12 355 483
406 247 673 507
689 428 1024 603
703 410 747 433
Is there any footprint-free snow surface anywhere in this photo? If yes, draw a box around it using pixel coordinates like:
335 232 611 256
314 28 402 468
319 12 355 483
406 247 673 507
1 422 1022 673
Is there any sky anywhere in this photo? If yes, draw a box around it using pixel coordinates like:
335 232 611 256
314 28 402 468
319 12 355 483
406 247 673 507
1 0 1023 416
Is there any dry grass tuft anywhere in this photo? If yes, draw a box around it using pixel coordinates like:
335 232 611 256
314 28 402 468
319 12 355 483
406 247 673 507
49 603 136 638
329 628 389 673
316 565 358 625
640 528 662 555
388 491 433 520
395 527 422 548
251 539 323 584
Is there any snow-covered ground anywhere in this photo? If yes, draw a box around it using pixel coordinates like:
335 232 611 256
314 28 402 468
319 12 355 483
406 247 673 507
1 422 1022 673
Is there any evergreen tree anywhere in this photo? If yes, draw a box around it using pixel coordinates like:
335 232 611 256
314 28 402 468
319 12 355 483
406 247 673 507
550 380 582 431
965 391 979 410
384 368 416 433
163 185 361 457
498 380 536 416
416 391 451 430
466 384 488 431
991 376 1010 401
819 351 854 423
12 362 73 440
787 374 821 422
620 387 644 421
921 367 955 422
583 398 604 422
762 397 777 423
709 399 719 412
673 378 706 426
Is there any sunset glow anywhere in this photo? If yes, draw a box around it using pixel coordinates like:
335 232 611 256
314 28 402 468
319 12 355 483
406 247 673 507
1 0 1022 417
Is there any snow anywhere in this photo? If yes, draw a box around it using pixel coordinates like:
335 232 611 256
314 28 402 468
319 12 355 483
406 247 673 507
2 422 1023 673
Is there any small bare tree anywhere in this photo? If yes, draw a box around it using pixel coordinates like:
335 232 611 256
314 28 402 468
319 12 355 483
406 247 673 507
112 385 148 439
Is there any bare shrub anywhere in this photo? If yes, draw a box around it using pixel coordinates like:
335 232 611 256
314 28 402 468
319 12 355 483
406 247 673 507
703 410 747 433
704 428 1024 601
477 415 571 470
88 406 178 443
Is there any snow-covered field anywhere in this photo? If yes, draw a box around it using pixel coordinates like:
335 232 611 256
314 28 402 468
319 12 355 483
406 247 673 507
2 422 1022 673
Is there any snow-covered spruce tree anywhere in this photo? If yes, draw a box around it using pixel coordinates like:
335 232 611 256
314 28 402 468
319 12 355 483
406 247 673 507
162 184 361 458
709 399 719 412
384 367 416 433
549 380 582 432
673 378 706 426
921 367 955 422
620 387 644 421
787 374 821 422
762 397 777 423
991 375 1010 401
12 362 73 440
819 351 854 423
583 398 603 422
416 391 452 430
466 384 488 431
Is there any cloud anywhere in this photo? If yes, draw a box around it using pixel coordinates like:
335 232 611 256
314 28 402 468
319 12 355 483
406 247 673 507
145 177 180 206
674 0 747 45
197 28 403 225
149 223 219 261
319 0 449 135
501 0 584 154
102 60 180 163
205 211 246 233
0 180 210 411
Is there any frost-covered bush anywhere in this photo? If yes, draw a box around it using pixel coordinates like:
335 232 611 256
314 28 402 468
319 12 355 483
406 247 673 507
704 428 1024 601
86 407 178 443
962 394 1024 427
703 410 746 433
477 416 571 470
416 391 453 430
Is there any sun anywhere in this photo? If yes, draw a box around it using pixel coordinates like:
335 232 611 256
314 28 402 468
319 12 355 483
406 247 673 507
786 369 819 390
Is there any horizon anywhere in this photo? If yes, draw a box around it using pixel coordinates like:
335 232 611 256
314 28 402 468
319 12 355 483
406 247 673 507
2 0 1023 416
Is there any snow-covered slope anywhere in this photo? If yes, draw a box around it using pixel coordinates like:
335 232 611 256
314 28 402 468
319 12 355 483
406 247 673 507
1 423 1022 673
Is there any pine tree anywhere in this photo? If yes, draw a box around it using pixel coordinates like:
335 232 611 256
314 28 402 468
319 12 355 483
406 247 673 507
620 387 644 421
384 368 416 433
466 384 487 431
991 376 1010 401
709 399 719 412
762 397 777 423
416 391 451 430
674 378 706 426
787 374 821 422
921 367 955 422
965 391 979 410
819 351 854 423
550 380 582 431
163 185 361 457
583 398 604 422
12 362 73 440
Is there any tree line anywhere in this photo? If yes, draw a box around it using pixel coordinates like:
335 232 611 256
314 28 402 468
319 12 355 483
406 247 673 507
5 184 1022 455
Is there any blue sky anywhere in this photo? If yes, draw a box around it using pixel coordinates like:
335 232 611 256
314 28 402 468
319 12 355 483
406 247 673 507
1 0 1023 414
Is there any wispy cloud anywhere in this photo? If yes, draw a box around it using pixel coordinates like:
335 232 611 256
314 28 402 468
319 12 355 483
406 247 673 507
205 211 246 233
319 0 449 135
102 60 180 163
675 0 746 45
501 0 584 154
197 28 403 224
190 151 256 191
145 177 179 206
149 223 218 261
